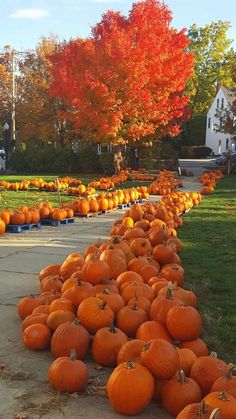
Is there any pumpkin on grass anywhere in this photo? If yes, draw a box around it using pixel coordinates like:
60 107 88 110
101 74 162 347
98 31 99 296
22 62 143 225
23 323 51 350
92 322 128 367
48 349 89 393
107 361 154 415
161 369 202 416
51 319 90 359
141 338 179 380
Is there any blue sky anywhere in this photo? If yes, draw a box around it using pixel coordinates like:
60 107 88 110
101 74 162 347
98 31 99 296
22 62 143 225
0 0 235 51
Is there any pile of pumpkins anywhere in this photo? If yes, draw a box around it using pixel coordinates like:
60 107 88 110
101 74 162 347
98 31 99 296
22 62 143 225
0 180 30 191
199 171 224 195
88 172 128 190
148 171 183 195
17 184 236 418
63 187 149 214
0 202 74 235
67 185 96 196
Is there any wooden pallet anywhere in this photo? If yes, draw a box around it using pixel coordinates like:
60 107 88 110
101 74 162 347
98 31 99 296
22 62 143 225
74 212 102 218
40 217 75 226
101 208 118 214
6 222 41 233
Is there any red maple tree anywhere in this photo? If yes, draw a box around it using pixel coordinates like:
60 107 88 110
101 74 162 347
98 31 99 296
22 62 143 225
49 0 194 145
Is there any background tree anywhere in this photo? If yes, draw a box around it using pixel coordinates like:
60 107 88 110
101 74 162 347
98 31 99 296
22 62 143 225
187 20 235 115
0 45 13 123
16 36 73 147
49 0 194 146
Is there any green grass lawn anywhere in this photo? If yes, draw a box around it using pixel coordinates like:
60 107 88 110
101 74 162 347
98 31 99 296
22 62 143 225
178 174 236 363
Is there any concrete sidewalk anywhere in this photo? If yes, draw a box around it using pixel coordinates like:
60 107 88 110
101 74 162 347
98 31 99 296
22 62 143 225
0 176 202 418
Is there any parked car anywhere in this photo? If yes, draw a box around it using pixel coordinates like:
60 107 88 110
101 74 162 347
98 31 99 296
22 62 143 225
215 152 236 165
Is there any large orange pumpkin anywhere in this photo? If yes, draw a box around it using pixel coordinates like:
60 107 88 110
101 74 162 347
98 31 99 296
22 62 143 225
107 361 154 415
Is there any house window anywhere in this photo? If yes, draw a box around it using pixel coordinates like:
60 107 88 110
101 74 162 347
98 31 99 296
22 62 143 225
221 98 224 109
208 117 211 129
219 140 221 146
220 117 223 128
226 138 229 150
216 98 220 109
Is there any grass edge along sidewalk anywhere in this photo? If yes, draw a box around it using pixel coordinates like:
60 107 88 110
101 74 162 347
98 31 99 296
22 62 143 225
179 174 236 363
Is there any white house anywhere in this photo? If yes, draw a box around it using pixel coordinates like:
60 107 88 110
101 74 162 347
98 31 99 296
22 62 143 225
205 86 236 155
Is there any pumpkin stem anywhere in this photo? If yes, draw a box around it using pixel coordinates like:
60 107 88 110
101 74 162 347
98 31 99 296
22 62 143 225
78 280 84 286
69 349 77 361
130 303 137 311
166 282 174 299
209 409 222 419
225 363 236 379
177 369 187 384
113 236 121 244
199 400 208 416
109 321 116 333
210 352 218 359
134 291 138 301
99 301 107 310
73 318 81 325
143 342 151 351
125 361 136 370
218 391 230 401
103 288 111 295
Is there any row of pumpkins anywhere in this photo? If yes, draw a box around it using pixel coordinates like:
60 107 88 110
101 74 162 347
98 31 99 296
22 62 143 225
63 187 149 215
148 171 183 195
17 171 235 418
199 171 224 195
0 186 148 235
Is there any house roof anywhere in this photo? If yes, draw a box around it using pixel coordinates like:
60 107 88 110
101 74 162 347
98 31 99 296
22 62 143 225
221 86 236 105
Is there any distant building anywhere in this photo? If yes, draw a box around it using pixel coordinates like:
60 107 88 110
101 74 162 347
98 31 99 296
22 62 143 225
205 86 236 155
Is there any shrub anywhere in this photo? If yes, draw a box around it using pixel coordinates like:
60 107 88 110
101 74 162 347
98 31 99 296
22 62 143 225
182 146 212 159
98 152 114 175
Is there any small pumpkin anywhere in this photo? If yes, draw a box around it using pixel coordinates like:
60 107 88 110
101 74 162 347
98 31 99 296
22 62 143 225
51 319 90 359
116 304 148 337
161 369 202 416
92 322 128 367
48 349 89 393
166 305 202 341
136 320 172 343
77 297 114 334
190 352 227 395
23 323 51 350
117 339 145 365
211 363 236 398
203 391 236 419
141 338 179 380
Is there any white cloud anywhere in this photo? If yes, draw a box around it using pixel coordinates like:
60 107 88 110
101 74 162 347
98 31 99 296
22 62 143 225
10 8 50 20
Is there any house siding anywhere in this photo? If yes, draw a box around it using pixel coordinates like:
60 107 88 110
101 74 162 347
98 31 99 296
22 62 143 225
205 88 232 155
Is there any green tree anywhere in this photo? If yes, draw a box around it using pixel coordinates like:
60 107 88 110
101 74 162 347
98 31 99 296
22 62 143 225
187 21 235 116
